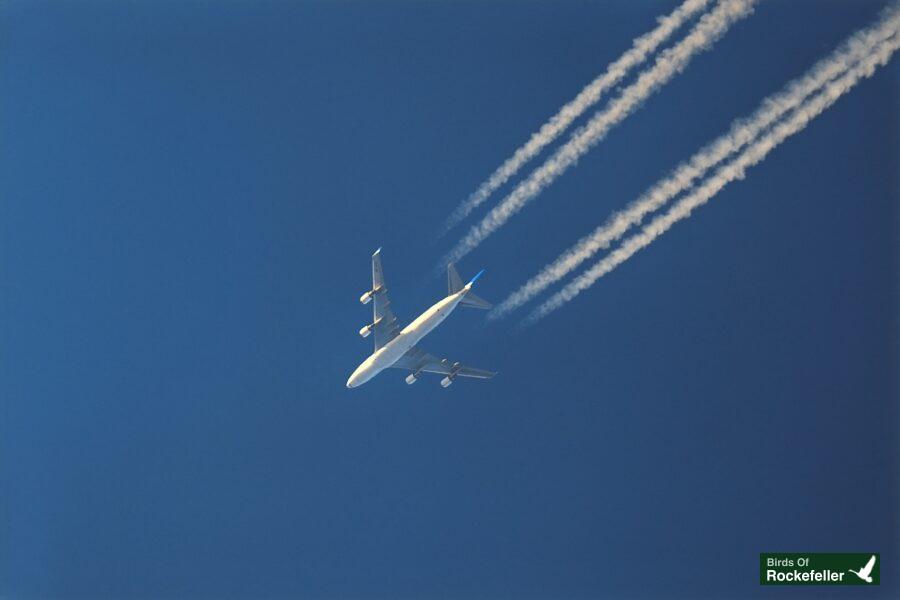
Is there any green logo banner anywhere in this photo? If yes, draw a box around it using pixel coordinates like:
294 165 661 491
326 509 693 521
760 553 880 585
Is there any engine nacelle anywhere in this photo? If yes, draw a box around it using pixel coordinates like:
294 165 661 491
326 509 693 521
360 290 373 305
358 317 381 338
405 373 418 385
440 363 462 388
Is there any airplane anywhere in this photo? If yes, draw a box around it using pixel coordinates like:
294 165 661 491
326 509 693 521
346 248 496 389
848 555 876 583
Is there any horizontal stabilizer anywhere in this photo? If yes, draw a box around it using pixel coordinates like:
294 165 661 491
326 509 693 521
460 291 491 310
448 263 491 309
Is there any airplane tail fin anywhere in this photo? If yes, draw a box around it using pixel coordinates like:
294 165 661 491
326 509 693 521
448 263 465 295
447 263 492 310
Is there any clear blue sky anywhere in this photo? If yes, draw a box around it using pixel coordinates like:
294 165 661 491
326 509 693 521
2 1 897 598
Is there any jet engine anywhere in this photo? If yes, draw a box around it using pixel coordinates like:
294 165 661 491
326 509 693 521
440 363 462 388
359 286 381 305
359 316 382 338
405 373 418 385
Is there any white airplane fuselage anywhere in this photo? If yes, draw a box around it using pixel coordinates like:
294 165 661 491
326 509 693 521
346 287 470 388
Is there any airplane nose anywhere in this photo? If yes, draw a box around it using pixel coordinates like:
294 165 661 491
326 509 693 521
347 364 366 388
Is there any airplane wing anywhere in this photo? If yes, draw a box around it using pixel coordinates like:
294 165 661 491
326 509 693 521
390 345 496 379
861 555 876 577
371 249 401 350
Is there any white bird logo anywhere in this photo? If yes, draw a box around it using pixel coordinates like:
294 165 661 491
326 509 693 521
848 555 877 583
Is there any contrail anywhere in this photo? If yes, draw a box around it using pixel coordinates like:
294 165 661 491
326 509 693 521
439 0 756 270
491 8 900 319
442 0 713 233
524 33 899 326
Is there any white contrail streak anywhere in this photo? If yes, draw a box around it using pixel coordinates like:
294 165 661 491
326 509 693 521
442 0 713 233
491 8 900 319
440 0 756 270
524 33 899 325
